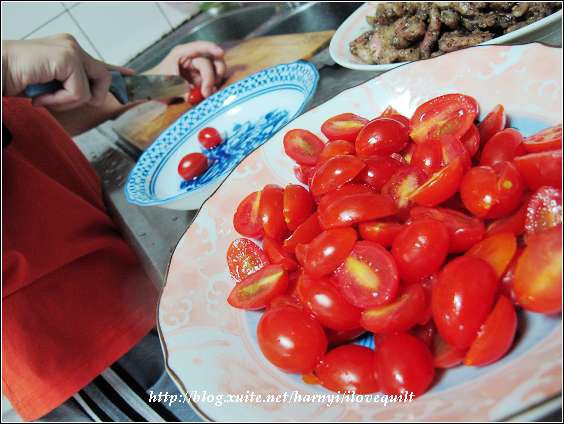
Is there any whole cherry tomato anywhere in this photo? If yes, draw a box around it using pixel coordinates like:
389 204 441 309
460 161 524 219
297 274 362 331
321 113 368 142
410 94 479 143
284 129 325 165
513 149 562 190
478 104 506 146
226 238 269 282
523 124 562 153
391 219 449 285
233 190 263 239
524 186 562 237
259 185 288 240
177 152 208 180
187 86 204 104
355 154 406 191
480 128 526 167
513 225 562 314
432 256 498 349
374 333 435 396
355 117 409 157
257 306 327 373
358 220 403 248
198 127 223 149
318 193 397 229
303 228 357 277
334 241 399 308
315 345 379 394
282 184 314 231
310 155 365 197
317 140 356 164
227 264 288 310
325 327 366 346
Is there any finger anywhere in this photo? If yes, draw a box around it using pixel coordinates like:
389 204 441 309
82 56 112 106
33 65 91 111
190 58 216 97
105 63 136 76
173 41 224 61
213 59 226 85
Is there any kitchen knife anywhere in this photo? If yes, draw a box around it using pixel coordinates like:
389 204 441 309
23 71 189 104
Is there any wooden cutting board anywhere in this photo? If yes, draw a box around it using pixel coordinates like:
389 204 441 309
113 31 334 151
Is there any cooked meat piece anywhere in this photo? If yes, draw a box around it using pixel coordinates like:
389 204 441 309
350 31 378 64
495 12 518 29
488 2 516 11
449 2 488 17
511 3 529 17
504 21 528 33
440 8 461 29
420 5 441 59
394 15 427 47
461 12 499 31
438 30 494 53
372 2 416 25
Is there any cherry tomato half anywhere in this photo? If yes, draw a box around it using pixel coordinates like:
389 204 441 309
297 274 362 331
410 94 479 144
227 264 288 310
177 152 208 180
392 219 449 285
478 104 506 146
310 155 365 197
317 140 356 164
467 232 517 278
432 256 498 349
374 333 435 396
283 212 322 254
461 124 480 157
411 135 470 176
334 241 399 308
432 332 466 369
321 113 368 142
355 154 406 191
513 225 562 314
318 193 397 229
257 306 327 373
317 183 374 212
381 166 427 211
358 220 403 248
315 345 379 394
303 228 357 277
226 238 269 282
294 164 316 185
233 191 263 238
513 149 562 190
263 237 298 271
409 157 465 207
486 199 528 237
480 128 525 167
325 328 366 346
283 129 325 165
259 184 288 240
198 127 223 149
355 117 409 157
523 124 562 153
283 184 314 231
524 186 562 237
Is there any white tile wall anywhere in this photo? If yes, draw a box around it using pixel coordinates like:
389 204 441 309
1 1 202 64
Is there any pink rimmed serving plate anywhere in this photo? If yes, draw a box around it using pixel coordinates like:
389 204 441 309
158 44 562 421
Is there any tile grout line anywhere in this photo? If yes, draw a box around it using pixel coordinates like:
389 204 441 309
154 2 174 30
21 8 68 39
60 2 105 61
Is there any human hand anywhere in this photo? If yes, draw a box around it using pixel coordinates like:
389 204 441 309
145 41 226 98
2 34 133 111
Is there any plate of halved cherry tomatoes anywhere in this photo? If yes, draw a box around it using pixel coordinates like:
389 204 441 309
158 44 562 421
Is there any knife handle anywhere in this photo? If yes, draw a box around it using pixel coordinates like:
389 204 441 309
24 70 128 105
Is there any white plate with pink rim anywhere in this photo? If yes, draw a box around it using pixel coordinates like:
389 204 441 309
158 44 562 421
329 2 563 72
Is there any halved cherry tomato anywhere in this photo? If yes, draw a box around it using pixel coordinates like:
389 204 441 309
381 166 427 211
486 199 528 237
409 157 465 207
294 164 316 185
360 283 426 334
317 140 356 164
318 193 397 229
198 127 222 149
334 241 399 308
310 155 365 197
283 212 322 253
464 296 517 366
461 124 480 157
513 225 562 314
409 206 485 253
412 135 471 176
226 238 269 282
523 124 562 153
412 321 435 348
233 191 263 238
500 248 522 302
315 345 379 394
268 294 304 311
524 186 562 237
295 243 307 267
433 332 466 369
257 305 327 373
480 128 526 167
355 117 409 157
259 185 288 240
227 264 288 310
297 274 362 331
410 94 479 144
325 327 366 346
187 86 204 105
402 143 416 164
283 129 325 165
432 256 498 349
355 154 406 191
513 149 562 190
467 232 517 278
321 113 368 142
178 152 208 180
283 184 314 231
460 161 524 219
303 228 357 277
358 220 403 248
478 104 506 146
263 237 298 271
392 219 449 285
374 333 434 396
317 183 374 211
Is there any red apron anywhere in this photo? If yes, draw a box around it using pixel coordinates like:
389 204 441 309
2 97 158 420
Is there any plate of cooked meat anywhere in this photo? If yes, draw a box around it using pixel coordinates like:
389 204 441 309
329 2 562 71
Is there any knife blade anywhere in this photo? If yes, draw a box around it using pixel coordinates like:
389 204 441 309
24 71 189 104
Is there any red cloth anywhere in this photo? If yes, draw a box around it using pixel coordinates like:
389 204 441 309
2 97 158 420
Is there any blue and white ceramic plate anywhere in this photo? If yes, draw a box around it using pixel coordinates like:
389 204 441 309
125 61 319 210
